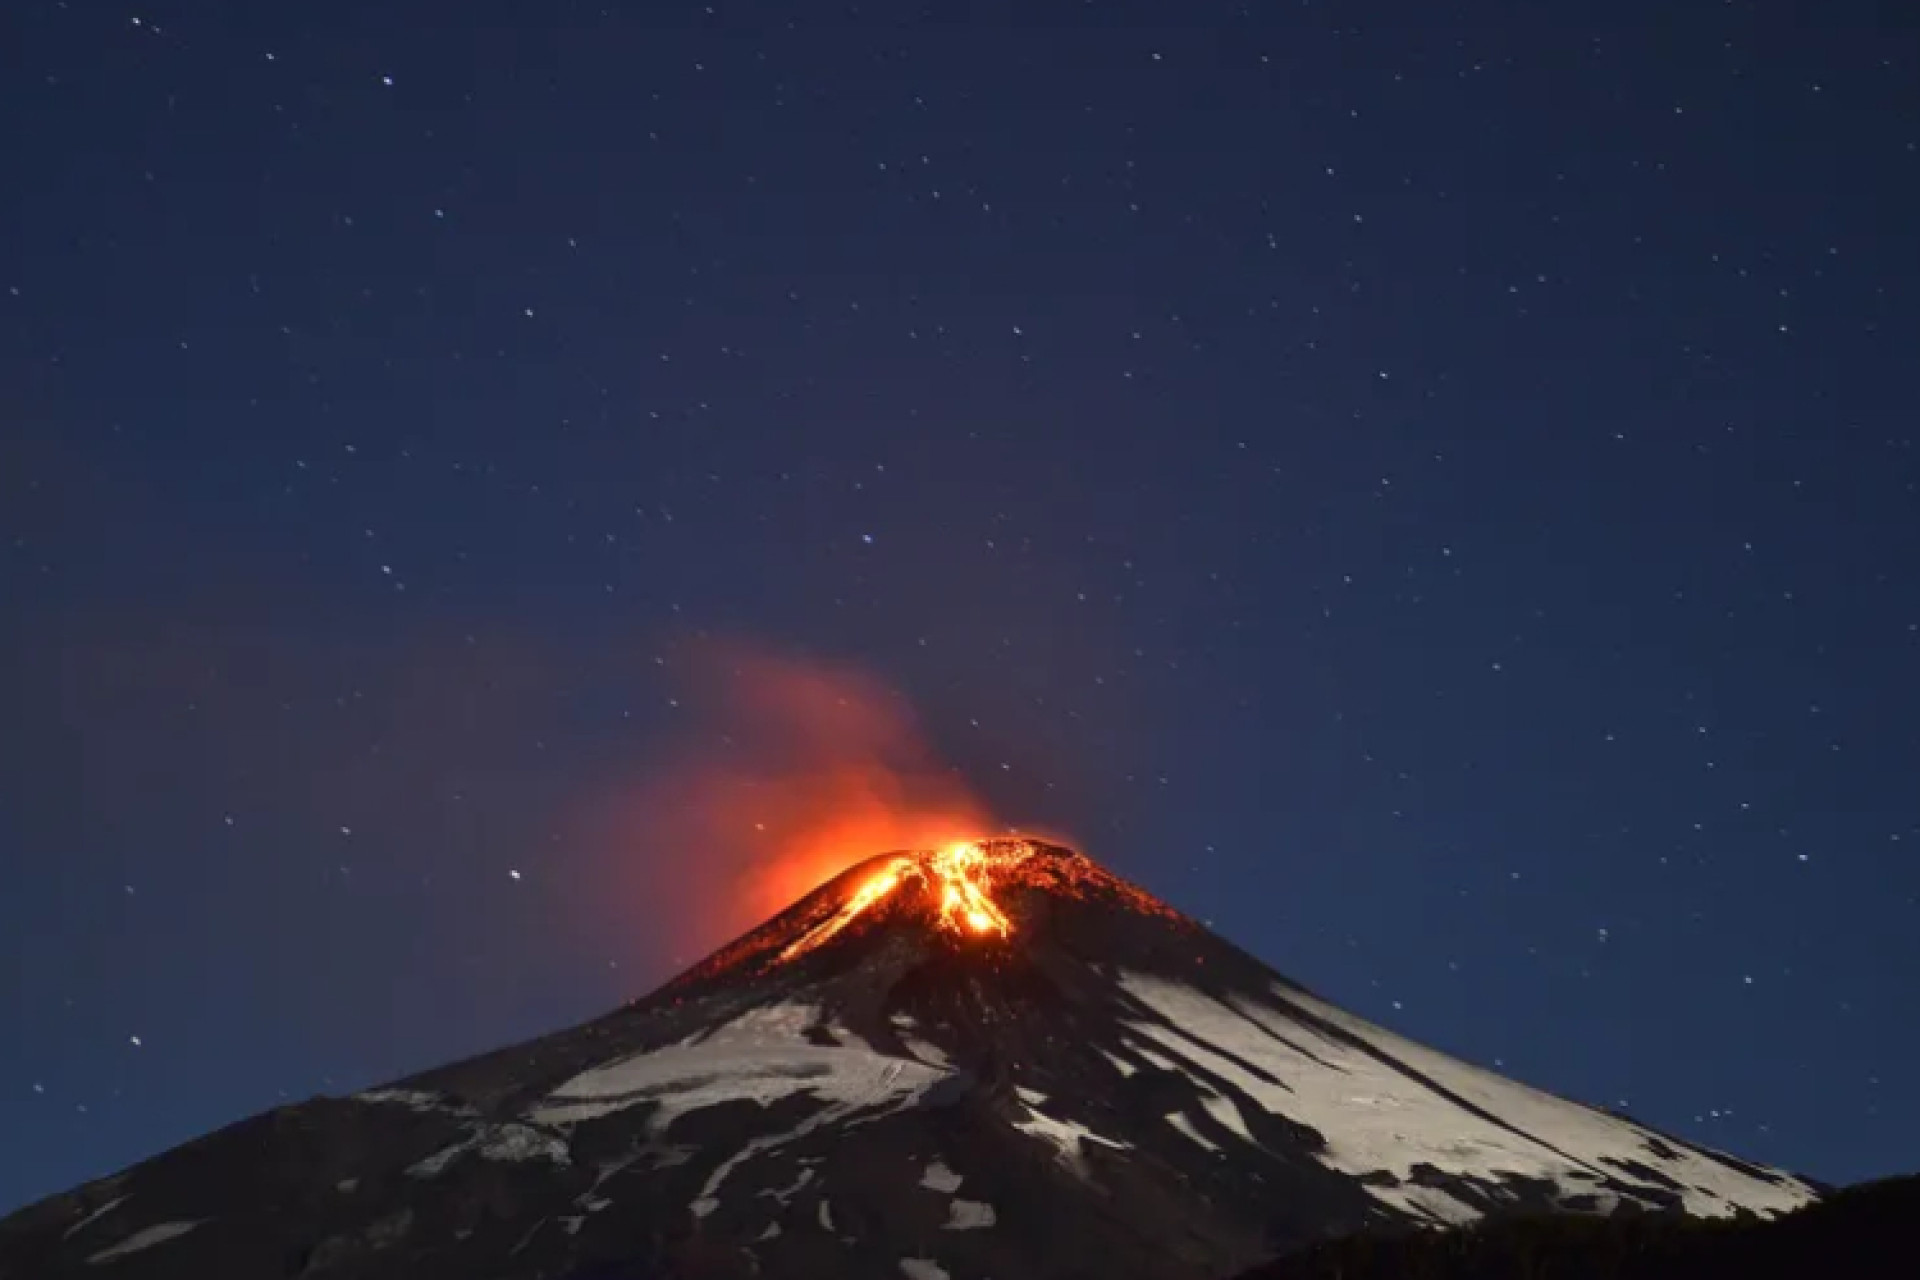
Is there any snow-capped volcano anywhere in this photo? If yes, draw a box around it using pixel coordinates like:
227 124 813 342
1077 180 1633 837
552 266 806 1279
0 839 1818 1280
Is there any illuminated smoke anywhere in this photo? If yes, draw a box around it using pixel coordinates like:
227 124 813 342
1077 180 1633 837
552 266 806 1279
582 640 994 967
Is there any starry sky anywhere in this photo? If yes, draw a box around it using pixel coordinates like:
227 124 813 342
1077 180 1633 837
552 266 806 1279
4 0 1918 1218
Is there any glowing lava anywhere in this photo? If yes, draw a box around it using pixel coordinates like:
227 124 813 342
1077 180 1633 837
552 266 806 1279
779 839 1034 961
667 837 1193 991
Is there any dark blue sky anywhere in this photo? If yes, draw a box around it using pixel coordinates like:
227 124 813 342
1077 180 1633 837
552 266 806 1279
3 0 1917 1215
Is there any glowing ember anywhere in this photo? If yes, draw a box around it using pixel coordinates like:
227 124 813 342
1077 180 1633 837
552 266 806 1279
780 839 1034 961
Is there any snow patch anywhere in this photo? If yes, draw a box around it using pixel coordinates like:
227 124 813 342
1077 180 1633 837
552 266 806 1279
1259 982 1817 1219
482 1124 570 1164
1113 971 1818 1222
900 1035 952 1069
1370 1182 1486 1226
1198 1092 1254 1143
571 1155 636 1219
409 1122 570 1178
682 1055 946 1214
757 1221 782 1241
62 1197 127 1241
1099 1049 1138 1077
86 1220 201 1265
354 1088 464 1114
759 1165 815 1205
1014 1104 1129 1167
533 1037 948 1130
408 1144 467 1179
682 1001 823 1047
1130 1044 1183 1073
817 1199 835 1232
920 1161 963 1193
899 1259 950 1280
944 1199 996 1230
1167 1112 1220 1152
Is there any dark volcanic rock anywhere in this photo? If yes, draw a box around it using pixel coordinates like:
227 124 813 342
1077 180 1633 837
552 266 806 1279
0 841 1820 1280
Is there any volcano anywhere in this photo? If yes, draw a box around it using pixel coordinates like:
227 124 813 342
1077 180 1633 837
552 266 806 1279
0 840 1819 1280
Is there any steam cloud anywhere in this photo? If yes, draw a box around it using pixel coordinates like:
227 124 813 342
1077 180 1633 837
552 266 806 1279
586 640 994 970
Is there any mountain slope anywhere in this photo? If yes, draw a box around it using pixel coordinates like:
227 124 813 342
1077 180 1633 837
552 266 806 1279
0 840 1819 1280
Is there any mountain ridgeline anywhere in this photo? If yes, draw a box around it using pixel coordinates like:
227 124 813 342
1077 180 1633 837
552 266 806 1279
0 840 1827 1280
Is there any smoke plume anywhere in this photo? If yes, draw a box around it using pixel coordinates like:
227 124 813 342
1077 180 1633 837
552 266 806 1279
585 640 994 971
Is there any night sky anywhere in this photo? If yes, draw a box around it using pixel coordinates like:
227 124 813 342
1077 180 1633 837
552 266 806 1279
4 0 1918 1218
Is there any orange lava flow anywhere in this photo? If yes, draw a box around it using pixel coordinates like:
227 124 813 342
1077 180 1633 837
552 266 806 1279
779 839 1034 961
661 837 1196 993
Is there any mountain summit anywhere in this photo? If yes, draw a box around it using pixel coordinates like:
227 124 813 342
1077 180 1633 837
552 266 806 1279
0 839 1819 1280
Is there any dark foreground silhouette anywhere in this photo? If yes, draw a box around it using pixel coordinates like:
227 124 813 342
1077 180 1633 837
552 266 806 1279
1232 1173 1917 1280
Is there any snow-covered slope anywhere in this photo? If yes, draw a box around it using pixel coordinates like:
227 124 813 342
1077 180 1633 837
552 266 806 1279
0 841 1819 1280
1109 973 1810 1224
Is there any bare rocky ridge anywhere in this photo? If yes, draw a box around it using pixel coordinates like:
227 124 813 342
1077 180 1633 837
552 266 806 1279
0 840 1820 1280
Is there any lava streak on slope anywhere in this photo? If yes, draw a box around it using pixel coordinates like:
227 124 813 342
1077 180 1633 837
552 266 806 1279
665 838 1193 992
779 839 1028 961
